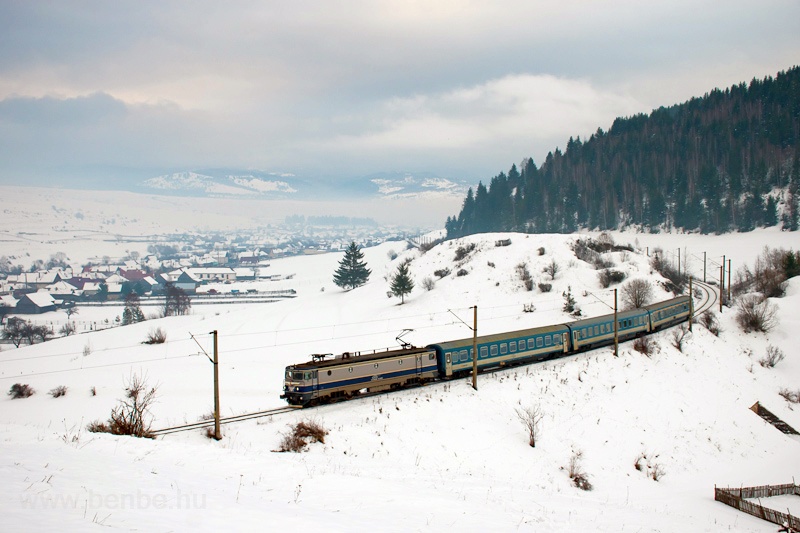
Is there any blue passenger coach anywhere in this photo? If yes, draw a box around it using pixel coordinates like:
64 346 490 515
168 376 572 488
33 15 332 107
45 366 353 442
428 324 570 378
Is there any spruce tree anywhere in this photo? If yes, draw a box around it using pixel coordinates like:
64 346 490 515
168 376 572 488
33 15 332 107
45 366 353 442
333 242 371 290
390 262 414 304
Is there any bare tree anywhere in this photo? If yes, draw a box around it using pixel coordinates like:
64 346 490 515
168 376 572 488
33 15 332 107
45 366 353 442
543 259 560 280
515 404 544 448
163 283 191 316
735 295 779 333
621 279 653 309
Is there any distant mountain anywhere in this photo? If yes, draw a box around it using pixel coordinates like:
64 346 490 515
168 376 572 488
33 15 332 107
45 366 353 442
446 66 800 237
140 168 470 200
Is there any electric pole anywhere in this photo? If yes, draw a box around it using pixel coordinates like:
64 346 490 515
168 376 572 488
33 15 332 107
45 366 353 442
614 289 618 357
472 306 478 391
688 278 693 332
211 329 221 440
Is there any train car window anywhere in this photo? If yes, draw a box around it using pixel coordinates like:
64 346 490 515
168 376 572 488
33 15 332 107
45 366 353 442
554 334 561 345
509 341 517 352
545 336 552 347
500 343 507 355
460 350 468 362
527 339 535 349
304 372 312 380
536 337 543 348
490 345 498 356
480 346 489 358
594 326 599 336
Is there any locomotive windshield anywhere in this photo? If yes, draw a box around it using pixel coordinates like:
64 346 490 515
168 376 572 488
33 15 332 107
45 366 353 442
286 371 309 381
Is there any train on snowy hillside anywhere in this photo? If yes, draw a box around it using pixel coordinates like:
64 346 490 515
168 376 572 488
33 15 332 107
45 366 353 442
281 295 691 406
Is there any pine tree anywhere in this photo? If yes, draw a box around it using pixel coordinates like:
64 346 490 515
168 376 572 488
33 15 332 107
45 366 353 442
333 242 371 290
390 262 414 304
121 293 145 325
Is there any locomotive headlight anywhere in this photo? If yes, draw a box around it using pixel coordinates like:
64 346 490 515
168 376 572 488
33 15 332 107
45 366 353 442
294 387 299 392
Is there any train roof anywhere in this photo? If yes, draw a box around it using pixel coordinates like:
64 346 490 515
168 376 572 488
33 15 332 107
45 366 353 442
569 306 648 327
429 323 570 351
288 346 434 370
644 295 690 312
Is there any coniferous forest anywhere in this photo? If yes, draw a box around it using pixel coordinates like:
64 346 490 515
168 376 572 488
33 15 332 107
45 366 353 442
446 67 800 237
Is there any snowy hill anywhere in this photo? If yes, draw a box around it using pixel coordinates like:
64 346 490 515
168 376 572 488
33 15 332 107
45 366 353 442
1 231 798 531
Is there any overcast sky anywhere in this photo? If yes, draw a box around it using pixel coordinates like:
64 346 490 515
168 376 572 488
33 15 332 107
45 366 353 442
1 1 798 188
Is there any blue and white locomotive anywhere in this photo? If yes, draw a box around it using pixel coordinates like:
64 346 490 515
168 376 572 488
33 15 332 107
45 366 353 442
282 295 691 406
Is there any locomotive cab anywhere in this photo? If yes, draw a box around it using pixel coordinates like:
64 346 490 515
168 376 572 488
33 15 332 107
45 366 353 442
280 366 318 405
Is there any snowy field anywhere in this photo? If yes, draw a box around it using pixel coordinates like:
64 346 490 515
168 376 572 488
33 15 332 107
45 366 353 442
1 194 799 531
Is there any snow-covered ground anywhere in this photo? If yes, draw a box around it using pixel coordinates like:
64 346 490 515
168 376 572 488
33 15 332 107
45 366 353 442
1 224 799 531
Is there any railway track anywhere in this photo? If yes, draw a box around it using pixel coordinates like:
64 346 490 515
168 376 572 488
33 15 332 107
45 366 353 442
152 406 300 436
692 280 718 315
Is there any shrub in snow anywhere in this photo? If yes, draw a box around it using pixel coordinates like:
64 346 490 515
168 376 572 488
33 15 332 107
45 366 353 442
735 295 779 333
515 404 543 448
422 277 435 291
538 282 552 293
456 269 468 277
543 259 559 280
598 269 626 288
537 247 545 256
634 452 666 481
275 419 328 452
564 451 592 491
759 345 785 368
698 311 721 336
453 243 476 262
143 327 167 345
670 324 690 353
434 268 451 279
778 388 800 403
8 383 35 399
633 336 653 356
49 385 68 398
86 373 157 439
516 263 533 291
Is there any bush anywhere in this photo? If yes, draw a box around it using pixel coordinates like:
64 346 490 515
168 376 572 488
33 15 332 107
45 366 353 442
633 336 653 356
651 250 687 293
86 373 157 439
454 243 476 262
565 451 592 491
698 312 721 336
59 322 76 336
735 295 779 333
275 419 328 452
456 269 469 277
433 268 451 279
537 247 545 256
598 269 626 288
143 327 167 345
516 263 533 291
422 277 435 291
778 388 800 403
49 385 68 398
8 383 35 399
670 324 689 353
538 282 552 293
759 345 785 368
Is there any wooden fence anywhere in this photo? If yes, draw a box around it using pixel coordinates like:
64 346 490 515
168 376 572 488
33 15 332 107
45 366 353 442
715 483 800 529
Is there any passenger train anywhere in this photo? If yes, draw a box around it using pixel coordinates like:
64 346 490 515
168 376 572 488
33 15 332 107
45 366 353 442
281 295 691 406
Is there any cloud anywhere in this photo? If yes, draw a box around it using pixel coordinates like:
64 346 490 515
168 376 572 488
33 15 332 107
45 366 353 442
316 74 644 168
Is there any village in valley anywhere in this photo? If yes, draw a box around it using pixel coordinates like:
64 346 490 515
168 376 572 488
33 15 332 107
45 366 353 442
0 218 419 334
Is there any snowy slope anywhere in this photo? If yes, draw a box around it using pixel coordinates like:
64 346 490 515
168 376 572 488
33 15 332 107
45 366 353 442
1 232 799 532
